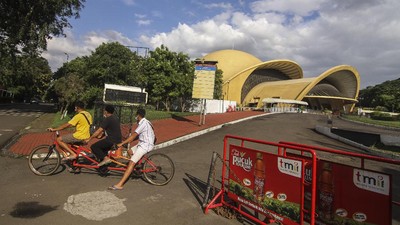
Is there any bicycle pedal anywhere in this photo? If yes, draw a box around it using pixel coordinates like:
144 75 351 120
134 164 143 170
86 153 95 158
77 157 87 163
132 170 143 177
68 167 81 173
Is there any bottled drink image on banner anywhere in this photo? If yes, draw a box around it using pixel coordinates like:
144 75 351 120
317 162 335 222
253 152 265 202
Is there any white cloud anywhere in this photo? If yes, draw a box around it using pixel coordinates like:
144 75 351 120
121 0 135 6
139 0 400 87
134 13 146 19
44 0 400 88
137 19 151 26
42 30 137 71
250 0 324 16
204 2 233 11
134 13 152 26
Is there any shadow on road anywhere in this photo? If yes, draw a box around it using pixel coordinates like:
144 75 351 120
171 114 196 123
183 173 209 208
10 201 58 218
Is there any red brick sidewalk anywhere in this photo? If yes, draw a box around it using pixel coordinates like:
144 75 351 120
8 111 265 156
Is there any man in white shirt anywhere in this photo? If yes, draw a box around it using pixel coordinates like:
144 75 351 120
109 108 155 190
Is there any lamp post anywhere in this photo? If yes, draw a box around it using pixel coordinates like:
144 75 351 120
64 52 69 76
64 52 69 62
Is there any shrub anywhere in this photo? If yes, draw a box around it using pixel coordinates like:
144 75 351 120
371 112 396 121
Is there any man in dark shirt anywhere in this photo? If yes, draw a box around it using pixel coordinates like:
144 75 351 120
86 105 122 166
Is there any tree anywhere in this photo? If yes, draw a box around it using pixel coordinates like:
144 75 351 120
54 56 87 80
169 52 194 112
0 0 85 56
128 56 149 91
214 69 223 100
84 42 136 87
0 0 85 103
53 73 85 117
145 45 194 111
359 78 400 112
2 55 52 101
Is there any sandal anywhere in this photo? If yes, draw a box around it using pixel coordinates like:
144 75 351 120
108 185 123 191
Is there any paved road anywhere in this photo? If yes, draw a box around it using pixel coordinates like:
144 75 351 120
0 103 56 149
0 113 398 225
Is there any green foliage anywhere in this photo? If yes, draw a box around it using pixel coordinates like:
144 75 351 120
0 55 52 101
53 73 85 108
0 0 85 102
370 112 396 121
81 86 102 108
341 114 400 128
84 42 137 86
0 0 85 55
229 180 300 222
214 69 223 99
359 78 400 112
145 45 194 111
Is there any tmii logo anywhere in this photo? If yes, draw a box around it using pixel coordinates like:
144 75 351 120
278 157 302 178
353 169 390 196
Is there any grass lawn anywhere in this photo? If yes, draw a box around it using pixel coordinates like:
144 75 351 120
51 109 198 127
341 114 400 129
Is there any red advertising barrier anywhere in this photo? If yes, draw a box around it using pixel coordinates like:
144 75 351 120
228 145 305 224
204 135 399 225
204 135 318 225
280 141 399 225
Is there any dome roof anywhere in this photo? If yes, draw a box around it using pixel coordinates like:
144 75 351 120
203 49 262 82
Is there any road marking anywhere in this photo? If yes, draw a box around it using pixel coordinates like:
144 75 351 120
0 129 13 132
64 191 127 221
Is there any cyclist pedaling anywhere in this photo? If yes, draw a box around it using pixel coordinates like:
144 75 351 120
109 108 156 190
47 101 92 161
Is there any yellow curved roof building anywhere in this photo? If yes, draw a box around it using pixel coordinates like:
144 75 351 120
203 49 360 112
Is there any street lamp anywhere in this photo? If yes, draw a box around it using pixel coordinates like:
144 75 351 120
64 52 69 76
64 52 69 62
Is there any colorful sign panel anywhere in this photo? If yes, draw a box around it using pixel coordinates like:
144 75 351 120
192 64 216 99
227 145 303 225
301 158 392 225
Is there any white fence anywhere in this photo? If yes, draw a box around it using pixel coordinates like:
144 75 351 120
189 99 237 113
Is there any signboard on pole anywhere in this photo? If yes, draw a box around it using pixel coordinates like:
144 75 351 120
192 64 216 99
103 83 147 105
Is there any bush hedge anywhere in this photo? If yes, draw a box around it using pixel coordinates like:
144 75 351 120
370 112 398 121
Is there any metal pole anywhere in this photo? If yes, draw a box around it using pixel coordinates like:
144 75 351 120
202 152 218 209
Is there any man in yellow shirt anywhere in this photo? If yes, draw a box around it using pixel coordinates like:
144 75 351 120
47 101 92 161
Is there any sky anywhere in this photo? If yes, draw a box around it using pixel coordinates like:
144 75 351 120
41 0 400 89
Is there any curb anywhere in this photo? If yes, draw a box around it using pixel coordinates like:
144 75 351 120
0 133 23 158
315 125 400 160
338 116 400 131
154 113 269 150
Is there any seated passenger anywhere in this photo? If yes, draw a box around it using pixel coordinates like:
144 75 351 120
86 105 122 166
109 108 155 190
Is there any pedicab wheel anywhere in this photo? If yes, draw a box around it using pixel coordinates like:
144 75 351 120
28 145 61 176
142 153 175 186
